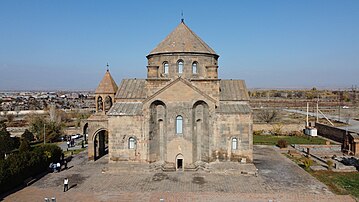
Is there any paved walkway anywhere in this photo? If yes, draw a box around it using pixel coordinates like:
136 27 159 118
2 146 355 202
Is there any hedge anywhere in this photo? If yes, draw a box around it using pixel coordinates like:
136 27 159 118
0 144 62 194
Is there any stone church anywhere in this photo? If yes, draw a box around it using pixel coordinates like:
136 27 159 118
86 21 253 171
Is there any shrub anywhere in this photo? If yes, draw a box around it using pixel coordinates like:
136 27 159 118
271 124 283 136
253 130 264 136
326 160 334 170
289 131 303 137
277 139 288 148
303 157 313 170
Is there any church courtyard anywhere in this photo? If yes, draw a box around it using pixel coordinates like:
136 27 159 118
2 146 354 202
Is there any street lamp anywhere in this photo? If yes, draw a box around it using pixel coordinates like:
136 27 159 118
43 123 46 144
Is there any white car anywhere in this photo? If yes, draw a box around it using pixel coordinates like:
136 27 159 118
71 134 79 139
342 106 349 109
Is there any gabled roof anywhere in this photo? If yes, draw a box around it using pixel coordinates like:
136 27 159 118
143 77 217 104
148 21 217 57
95 70 118 94
220 80 250 101
115 79 146 99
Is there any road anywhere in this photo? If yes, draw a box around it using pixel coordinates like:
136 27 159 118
284 109 359 133
58 138 86 152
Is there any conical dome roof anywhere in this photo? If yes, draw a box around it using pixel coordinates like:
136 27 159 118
95 70 118 94
148 21 217 56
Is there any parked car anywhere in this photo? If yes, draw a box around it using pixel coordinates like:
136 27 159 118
71 134 80 139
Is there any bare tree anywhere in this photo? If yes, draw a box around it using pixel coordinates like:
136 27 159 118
257 109 279 123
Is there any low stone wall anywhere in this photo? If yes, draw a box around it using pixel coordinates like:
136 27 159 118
253 123 303 133
293 144 341 153
315 123 347 143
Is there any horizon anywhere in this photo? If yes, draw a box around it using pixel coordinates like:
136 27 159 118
0 0 358 90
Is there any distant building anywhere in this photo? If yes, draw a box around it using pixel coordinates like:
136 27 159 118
86 21 253 170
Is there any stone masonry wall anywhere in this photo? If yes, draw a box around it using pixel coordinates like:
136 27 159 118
147 53 218 79
216 113 253 162
315 122 346 143
108 115 144 162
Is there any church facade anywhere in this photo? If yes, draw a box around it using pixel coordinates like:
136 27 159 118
86 21 253 170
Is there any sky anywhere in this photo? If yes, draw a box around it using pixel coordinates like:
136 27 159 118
0 0 358 91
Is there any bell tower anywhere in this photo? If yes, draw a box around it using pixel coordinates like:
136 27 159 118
95 65 118 114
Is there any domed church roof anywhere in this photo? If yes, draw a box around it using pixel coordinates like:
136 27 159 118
148 21 218 57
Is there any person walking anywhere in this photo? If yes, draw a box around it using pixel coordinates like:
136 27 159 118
63 178 69 192
57 162 61 172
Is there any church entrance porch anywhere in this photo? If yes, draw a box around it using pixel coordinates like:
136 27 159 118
83 123 88 142
94 129 108 161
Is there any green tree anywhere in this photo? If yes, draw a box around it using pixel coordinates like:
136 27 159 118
19 139 31 153
0 122 20 158
28 114 64 143
21 129 35 142
0 120 6 131
28 114 46 140
45 121 63 142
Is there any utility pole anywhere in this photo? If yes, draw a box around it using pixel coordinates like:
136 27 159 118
306 102 309 127
316 97 319 123
43 123 46 144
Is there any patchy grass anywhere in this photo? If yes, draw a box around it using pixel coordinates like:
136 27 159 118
310 171 359 198
64 148 86 157
254 135 327 145
284 151 359 199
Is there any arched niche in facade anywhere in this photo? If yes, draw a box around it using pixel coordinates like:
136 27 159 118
149 100 167 163
192 100 210 162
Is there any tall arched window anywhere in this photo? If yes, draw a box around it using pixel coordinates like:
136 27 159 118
129 137 136 149
232 138 238 150
178 60 183 74
163 62 169 74
192 62 198 74
176 115 183 134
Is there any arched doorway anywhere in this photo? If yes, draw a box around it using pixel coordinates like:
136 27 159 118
176 154 184 171
93 129 108 160
83 123 88 142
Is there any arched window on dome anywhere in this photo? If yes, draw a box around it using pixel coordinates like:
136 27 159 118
177 60 183 74
192 62 198 74
163 62 169 75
